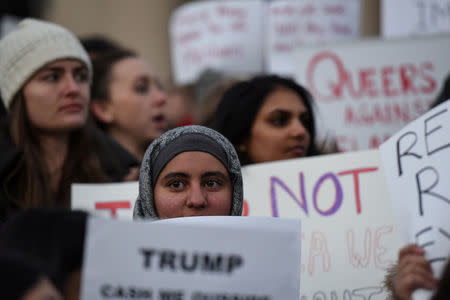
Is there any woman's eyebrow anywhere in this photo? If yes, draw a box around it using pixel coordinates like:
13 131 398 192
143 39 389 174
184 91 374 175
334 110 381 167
201 172 228 180
161 172 189 180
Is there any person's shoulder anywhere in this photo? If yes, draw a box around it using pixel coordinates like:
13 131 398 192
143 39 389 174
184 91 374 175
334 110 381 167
90 127 140 181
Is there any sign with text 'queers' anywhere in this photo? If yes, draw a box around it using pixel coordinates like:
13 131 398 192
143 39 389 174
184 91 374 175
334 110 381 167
294 35 450 152
81 216 301 300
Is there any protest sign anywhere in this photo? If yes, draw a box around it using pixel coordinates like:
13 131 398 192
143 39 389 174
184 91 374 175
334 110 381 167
266 0 360 76
380 101 450 300
71 182 138 219
169 0 264 85
382 0 450 38
294 35 450 152
81 216 301 299
243 150 404 299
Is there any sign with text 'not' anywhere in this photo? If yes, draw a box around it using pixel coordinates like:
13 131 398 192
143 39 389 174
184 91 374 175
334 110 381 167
243 150 404 300
81 216 301 300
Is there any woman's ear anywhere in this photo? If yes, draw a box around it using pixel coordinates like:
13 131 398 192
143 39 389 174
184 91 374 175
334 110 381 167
90 100 114 124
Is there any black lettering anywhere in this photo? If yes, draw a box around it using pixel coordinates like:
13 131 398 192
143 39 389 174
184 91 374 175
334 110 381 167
141 248 156 269
160 250 176 271
424 108 450 155
202 254 223 272
181 252 197 272
159 289 184 300
396 131 422 176
416 166 450 215
101 284 113 297
227 255 243 273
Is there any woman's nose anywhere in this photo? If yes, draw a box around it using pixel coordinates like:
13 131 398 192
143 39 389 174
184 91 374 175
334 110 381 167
186 184 207 208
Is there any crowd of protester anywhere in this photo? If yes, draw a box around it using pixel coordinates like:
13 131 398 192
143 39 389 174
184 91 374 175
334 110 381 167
0 18 449 300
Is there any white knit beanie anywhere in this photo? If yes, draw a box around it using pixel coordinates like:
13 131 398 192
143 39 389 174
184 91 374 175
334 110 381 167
0 18 92 110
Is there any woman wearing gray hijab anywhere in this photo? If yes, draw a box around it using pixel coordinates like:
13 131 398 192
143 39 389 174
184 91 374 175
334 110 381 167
133 125 243 219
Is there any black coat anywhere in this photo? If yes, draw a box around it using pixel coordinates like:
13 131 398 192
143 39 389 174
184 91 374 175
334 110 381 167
0 123 139 224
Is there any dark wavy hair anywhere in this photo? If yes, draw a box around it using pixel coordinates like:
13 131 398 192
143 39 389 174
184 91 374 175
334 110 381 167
214 74 319 165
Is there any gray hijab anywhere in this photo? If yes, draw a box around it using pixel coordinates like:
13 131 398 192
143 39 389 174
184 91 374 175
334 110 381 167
133 125 243 219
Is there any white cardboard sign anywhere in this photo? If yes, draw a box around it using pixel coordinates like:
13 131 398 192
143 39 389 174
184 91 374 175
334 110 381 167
71 182 138 220
266 0 360 76
243 150 404 300
382 0 450 38
294 35 450 152
380 101 450 300
169 0 264 85
81 216 301 300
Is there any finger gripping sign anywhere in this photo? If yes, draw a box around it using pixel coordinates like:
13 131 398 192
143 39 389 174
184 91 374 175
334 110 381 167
81 216 301 299
380 101 450 300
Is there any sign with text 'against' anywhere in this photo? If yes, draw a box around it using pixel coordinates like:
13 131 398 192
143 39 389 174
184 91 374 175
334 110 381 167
294 35 450 152
81 216 301 300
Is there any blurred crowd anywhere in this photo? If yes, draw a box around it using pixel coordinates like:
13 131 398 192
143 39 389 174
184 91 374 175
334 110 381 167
0 18 449 300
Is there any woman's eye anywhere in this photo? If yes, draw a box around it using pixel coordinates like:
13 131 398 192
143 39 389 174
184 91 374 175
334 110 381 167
74 70 89 83
168 180 184 190
43 73 58 82
269 115 289 127
204 180 221 189
135 83 149 94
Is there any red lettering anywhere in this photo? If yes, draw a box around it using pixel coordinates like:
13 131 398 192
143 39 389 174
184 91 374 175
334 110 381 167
359 68 378 98
400 64 418 94
306 51 437 101
420 62 437 94
243 200 249 216
374 225 394 269
324 4 345 15
347 228 372 268
95 201 131 218
338 167 378 214
308 232 331 275
382 66 399 97
306 51 349 101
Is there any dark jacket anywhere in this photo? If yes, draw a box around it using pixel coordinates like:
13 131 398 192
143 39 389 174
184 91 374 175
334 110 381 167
0 123 139 224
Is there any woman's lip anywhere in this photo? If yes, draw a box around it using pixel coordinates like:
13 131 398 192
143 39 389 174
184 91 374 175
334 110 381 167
60 103 83 112
287 146 306 155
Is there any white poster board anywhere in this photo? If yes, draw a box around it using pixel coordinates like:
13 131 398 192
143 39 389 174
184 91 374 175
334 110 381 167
170 0 264 85
81 216 301 299
266 0 360 76
382 0 450 38
380 101 450 299
243 150 404 299
71 182 138 219
294 35 450 152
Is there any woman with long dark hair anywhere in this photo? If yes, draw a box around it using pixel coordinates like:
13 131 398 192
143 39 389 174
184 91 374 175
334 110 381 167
0 19 117 222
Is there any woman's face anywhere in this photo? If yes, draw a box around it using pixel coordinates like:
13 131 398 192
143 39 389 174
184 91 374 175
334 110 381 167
23 59 90 132
21 278 63 300
242 87 312 163
107 57 168 145
154 151 232 219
